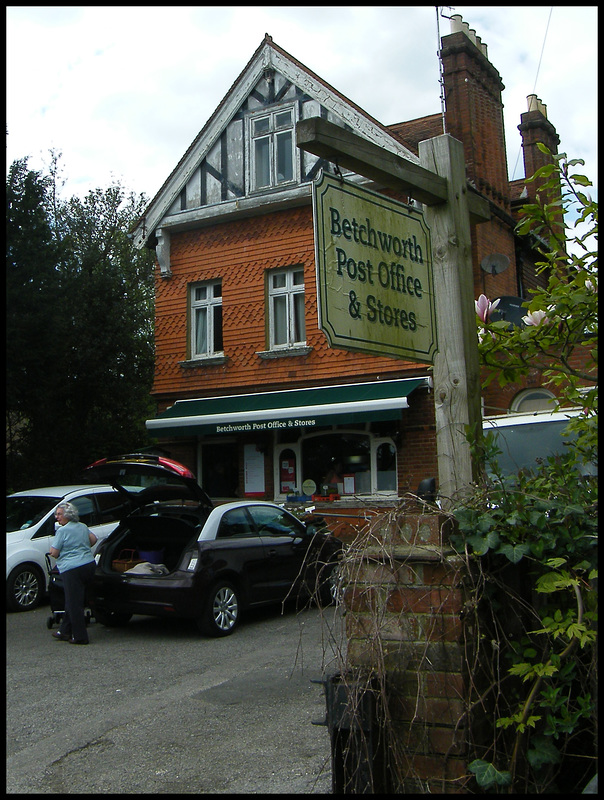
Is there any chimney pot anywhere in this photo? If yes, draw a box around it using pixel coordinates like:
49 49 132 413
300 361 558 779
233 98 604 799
450 14 464 33
527 94 548 118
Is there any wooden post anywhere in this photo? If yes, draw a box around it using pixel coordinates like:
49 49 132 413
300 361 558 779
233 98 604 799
296 119 487 506
419 135 482 507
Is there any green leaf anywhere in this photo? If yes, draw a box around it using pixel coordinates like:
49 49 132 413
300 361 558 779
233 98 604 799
527 735 561 768
545 557 567 570
469 760 512 788
499 542 530 563
508 662 534 679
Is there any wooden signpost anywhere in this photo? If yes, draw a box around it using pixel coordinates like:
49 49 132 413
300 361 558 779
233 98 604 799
297 117 490 507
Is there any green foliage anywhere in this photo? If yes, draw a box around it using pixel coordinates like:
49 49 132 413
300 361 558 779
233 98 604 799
454 151 598 793
477 146 597 470
469 759 512 789
6 155 156 490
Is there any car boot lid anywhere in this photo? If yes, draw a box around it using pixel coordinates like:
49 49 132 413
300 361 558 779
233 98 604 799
83 453 213 510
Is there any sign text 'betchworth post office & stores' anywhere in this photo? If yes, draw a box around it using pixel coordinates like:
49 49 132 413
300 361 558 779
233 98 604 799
313 172 437 362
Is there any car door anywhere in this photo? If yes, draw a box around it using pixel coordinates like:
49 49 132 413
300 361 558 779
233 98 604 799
247 505 309 601
210 506 270 604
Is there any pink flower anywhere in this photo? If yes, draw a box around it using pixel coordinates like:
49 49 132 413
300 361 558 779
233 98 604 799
522 309 549 326
475 294 500 323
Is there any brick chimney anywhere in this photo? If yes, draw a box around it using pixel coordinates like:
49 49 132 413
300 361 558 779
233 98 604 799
440 15 509 214
518 94 561 203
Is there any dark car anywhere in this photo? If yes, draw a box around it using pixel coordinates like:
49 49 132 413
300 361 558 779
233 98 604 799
86 454 342 636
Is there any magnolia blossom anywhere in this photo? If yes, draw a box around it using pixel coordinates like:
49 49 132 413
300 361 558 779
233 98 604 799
585 279 596 293
522 309 549 326
475 294 500 323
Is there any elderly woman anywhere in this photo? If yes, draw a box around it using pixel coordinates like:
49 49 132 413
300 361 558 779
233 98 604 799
48 501 97 644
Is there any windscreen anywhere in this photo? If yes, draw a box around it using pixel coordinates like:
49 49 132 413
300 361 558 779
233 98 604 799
6 496 55 532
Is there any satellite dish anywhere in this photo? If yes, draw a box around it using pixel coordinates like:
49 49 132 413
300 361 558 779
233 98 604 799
490 296 526 328
480 253 510 275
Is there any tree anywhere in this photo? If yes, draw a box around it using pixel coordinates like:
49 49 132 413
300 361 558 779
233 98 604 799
453 151 598 793
6 159 62 487
6 157 156 490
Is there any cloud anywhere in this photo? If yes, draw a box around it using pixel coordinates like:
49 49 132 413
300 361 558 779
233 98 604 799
6 6 597 203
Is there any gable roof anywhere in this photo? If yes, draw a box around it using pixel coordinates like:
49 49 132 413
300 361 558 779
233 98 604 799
132 34 419 249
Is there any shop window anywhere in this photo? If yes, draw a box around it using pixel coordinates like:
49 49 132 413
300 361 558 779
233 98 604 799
189 280 223 359
278 448 297 495
268 267 305 349
250 107 295 191
376 441 397 491
301 432 373 497
274 431 398 499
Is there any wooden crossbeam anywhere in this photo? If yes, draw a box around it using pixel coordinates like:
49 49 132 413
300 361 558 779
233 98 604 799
296 117 490 223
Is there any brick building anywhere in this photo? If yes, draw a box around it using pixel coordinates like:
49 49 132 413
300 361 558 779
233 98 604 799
132 15 561 506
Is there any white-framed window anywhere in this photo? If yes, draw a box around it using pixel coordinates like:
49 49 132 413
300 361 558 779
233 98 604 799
189 280 223 358
273 431 398 501
510 388 556 413
250 107 295 191
268 267 305 349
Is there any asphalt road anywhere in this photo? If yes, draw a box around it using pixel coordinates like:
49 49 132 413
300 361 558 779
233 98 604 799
6 600 347 794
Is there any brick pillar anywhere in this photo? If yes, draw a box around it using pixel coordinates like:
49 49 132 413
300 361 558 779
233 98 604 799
342 512 471 793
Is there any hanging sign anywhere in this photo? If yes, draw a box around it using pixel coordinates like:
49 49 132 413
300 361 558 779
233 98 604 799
313 171 437 362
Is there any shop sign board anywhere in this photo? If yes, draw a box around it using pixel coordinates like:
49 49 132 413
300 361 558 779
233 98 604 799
313 172 437 362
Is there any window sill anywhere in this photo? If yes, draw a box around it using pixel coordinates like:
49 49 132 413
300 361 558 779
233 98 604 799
256 346 312 360
179 356 229 368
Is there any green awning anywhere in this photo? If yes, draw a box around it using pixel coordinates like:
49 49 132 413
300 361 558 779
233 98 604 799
146 377 430 437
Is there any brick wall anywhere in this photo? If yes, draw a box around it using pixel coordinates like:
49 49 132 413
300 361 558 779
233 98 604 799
151 206 427 404
340 512 472 792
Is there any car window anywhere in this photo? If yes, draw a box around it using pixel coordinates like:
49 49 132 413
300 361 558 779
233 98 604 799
6 496 56 532
217 508 257 539
94 490 130 524
70 495 97 527
248 505 303 537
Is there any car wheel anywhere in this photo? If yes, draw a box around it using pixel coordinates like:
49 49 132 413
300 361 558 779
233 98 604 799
93 608 132 627
7 564 44 612
198 581 240 637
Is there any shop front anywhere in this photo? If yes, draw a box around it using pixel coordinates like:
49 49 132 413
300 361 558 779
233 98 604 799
146 377 432 506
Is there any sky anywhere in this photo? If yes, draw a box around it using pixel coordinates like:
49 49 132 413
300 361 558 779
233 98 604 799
6 6 598 209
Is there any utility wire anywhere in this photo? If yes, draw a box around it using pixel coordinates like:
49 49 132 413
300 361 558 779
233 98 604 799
511 7 553 181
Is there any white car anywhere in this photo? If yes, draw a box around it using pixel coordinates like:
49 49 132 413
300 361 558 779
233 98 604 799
6 484 135 611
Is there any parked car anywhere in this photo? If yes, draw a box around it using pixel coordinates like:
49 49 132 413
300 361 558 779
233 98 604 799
6 484 136 611
85 454 343 637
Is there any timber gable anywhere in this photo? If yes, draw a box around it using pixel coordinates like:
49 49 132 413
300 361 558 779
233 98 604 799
132 34 418 255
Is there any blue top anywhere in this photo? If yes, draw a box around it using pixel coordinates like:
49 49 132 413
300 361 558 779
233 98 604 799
51 520 95 573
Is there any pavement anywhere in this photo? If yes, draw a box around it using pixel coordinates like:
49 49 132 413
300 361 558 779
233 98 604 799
6 601 347 793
